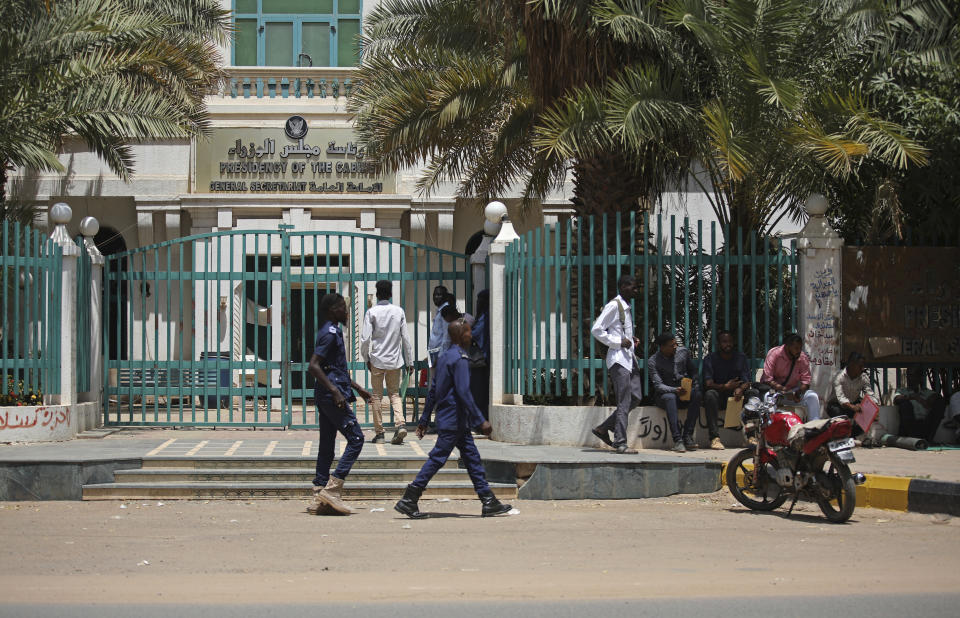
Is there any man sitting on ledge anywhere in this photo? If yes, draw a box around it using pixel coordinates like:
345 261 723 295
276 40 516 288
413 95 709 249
761 332 820 421
649 331 701 453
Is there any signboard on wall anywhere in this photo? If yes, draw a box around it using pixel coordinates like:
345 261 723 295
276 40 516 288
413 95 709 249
841 246 960 363
195 116 396 194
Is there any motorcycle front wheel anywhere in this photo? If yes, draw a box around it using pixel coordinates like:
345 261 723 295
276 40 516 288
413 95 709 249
726 448 787 511
815 455 856 523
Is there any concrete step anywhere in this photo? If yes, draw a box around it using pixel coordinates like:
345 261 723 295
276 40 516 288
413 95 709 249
81 481 518 501
140 455 458 470
114 467 471 483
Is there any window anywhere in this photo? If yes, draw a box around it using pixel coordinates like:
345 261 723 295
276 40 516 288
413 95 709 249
232 0 362 67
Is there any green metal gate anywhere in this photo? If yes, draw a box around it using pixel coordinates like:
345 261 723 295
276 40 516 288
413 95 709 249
103 229 471 427
504 212 800 401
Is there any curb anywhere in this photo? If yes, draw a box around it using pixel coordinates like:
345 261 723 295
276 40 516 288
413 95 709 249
721 461 960 516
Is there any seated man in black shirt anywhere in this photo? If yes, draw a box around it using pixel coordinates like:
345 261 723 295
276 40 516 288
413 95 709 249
702 331 754 450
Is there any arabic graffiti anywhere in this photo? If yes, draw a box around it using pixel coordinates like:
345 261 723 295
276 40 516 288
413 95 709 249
637 414 669 445
0 406 70 433
805 266 839 367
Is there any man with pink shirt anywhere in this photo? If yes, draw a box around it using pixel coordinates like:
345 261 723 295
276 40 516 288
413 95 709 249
761 332 821 420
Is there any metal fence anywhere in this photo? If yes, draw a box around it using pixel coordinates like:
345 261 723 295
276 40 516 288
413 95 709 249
103 229 471 428
503 212 800 402
0 220 62 403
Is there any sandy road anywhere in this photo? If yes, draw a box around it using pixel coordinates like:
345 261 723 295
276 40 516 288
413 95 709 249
1 490 956 605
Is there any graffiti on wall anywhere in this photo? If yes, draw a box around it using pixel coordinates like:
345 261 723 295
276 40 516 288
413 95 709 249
806 266 839 367
0 406 69 432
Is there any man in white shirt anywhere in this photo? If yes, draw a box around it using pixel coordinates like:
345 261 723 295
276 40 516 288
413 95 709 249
361 281 414 444
590 275 643 454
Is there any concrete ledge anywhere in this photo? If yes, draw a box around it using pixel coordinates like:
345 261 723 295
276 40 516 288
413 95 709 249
516 460 722 500
0 460 141 500
491 404 747 450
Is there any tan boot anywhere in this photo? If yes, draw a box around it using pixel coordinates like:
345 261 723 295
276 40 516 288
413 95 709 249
710 437 725 450
306 486 337 515
318 476 353 515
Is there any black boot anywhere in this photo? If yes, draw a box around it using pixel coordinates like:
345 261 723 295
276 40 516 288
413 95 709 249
394 484 427 519
479 491 512 517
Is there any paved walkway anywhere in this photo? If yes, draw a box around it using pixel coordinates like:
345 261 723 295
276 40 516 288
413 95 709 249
0 427 957 479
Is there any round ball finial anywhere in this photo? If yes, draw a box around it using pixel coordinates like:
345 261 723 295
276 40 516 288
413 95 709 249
804 193 828 217
50 202 72 224
79 216 100 238
484 200 507 224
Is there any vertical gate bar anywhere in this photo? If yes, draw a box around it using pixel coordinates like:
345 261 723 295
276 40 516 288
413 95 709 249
178 242 185 423
670 215 677 332
101 253 109 422
790 239 798 332
655 213 663 339
552 222 559 394
534 226 542 396
506 241 513 394
228 234 235 423
697 219 704 360
710 222 717 348
723 223 730 342
282 231 291 427
750 231 757 360
25 228 34 392
153 241 162 421
777 236 784 346
642 212 650 385
563 218 571 395
683 217 690 350
12 224 20 398
165 243 172 422
251 234 260 425
373 236 380 423
737 227 745 350
600 215 609 396
587 217 596 399
124 248 133 422
1 221 7 396
202 238 211 425
763 235 770 362
300 235 307 425
213 235 221 424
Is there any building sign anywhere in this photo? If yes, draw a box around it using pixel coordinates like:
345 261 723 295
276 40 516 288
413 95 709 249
841 246 960 363
195 118 395 194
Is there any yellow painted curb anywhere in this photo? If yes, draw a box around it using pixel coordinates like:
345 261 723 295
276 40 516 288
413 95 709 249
856 474 911 512
721 462 912 512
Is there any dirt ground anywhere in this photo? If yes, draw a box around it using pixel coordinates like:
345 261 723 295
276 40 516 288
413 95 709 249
1 490 957 605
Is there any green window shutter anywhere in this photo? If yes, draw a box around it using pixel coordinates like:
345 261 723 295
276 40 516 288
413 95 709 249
265 21 293 66
302 22 331 67
336 19 360 67
236 0 257 13
339 0 361 13
234 18 258 66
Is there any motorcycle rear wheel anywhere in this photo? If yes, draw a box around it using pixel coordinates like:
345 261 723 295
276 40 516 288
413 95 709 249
815 456 856 523
726 448 787 511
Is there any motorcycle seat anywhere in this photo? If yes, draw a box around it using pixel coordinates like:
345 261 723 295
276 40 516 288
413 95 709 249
786 418 832 444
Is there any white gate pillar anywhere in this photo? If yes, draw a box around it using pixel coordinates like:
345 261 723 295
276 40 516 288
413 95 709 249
797 194 844 400
487 202 519 406
78 217 104 413
48 203 80 406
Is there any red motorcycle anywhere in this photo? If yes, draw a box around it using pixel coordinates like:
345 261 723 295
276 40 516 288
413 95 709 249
726 392 866 523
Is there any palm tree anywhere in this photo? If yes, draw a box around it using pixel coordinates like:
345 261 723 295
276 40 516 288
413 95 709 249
349 0 688 216
0 0 230 209
536 0 934 240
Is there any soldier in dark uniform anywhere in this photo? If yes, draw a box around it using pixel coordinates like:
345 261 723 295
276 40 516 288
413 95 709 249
307 293 371 516
394 318 512 519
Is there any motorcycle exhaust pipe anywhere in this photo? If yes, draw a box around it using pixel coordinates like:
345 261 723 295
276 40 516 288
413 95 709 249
853 472 867 486
880 434 928 451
